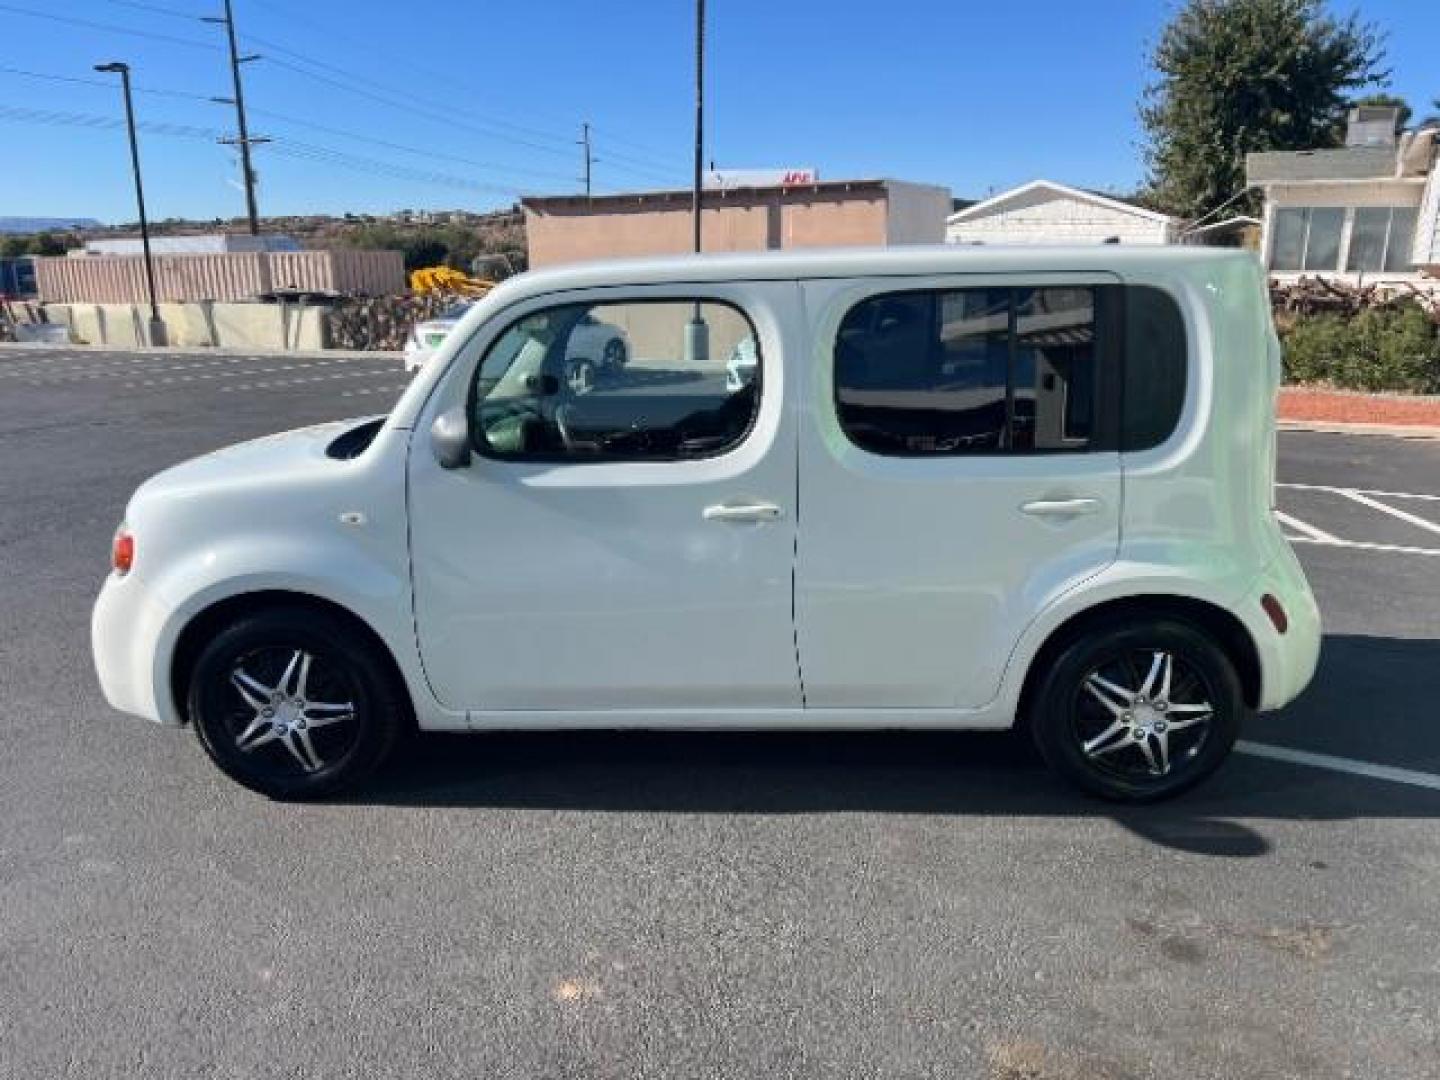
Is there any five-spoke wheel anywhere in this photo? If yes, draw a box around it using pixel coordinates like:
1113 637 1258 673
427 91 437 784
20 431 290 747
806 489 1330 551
188 607 404 799
1029 619 1244 801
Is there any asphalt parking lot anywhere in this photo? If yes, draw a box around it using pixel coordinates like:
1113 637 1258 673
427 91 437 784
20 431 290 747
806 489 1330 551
2 345 1439 1079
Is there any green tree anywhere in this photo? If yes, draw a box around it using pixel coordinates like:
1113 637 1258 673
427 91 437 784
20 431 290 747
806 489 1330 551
1351 92 1411 130
1142 0 1387 218
27 232 68 256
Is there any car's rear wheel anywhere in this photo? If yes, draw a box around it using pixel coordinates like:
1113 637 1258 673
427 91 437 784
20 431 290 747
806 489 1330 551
1029 619 1244 802
187 607 403 800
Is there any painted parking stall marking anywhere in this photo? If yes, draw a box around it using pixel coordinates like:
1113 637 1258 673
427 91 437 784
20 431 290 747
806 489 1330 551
1238 740 1440 793
1276 482 1440 558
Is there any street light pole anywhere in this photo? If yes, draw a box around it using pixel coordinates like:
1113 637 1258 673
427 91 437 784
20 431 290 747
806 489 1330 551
95 61 165 346
691 0 705 255
683 0 709 365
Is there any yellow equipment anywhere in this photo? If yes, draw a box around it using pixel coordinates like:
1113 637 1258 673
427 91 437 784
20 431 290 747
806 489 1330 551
409 266 494 296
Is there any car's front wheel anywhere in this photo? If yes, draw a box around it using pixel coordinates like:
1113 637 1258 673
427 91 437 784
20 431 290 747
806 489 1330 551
187 607 404 800
1029 619 1244 802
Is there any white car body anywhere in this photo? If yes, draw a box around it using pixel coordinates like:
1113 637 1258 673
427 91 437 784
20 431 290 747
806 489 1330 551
94 246 1319 790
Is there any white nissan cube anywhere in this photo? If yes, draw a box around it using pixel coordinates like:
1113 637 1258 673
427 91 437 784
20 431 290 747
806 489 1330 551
93 246 1320 802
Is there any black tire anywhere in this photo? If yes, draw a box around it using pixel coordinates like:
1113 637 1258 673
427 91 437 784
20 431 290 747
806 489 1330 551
1029 619 1245 802
187 607 404 800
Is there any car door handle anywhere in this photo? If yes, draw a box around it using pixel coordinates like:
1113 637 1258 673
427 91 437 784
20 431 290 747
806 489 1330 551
703 501 784 523
1020 498 1102 518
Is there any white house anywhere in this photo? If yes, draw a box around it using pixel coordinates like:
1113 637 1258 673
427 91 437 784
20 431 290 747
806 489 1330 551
1246 106 1440 286
946 180 1180 246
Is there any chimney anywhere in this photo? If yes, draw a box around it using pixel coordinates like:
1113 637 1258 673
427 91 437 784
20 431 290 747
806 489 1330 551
1346 105 1402 148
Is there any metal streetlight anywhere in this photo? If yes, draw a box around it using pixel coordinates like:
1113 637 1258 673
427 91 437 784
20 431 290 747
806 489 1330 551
684 0 709 365
94 61 165 346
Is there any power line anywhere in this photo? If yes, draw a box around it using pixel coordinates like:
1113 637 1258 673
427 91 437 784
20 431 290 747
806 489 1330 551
247 46 583 159
241 0 667 163
0 2 221 50
0 64 213 101
96 0 204 19
248 107 578 183
0 104 542 197
0 64 574 185
232 27 687 177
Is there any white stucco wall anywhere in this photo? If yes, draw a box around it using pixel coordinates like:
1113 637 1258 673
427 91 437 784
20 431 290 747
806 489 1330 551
946 188 1173 245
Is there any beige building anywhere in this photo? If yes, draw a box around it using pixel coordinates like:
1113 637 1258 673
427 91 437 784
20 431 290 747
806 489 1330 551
521 179 952 268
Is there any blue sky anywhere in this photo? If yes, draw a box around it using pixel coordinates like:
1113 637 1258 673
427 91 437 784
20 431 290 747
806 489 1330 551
0 0 1434 223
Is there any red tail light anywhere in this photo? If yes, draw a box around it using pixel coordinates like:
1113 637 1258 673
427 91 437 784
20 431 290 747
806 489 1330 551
112 527 134 575
1260 593 1288 634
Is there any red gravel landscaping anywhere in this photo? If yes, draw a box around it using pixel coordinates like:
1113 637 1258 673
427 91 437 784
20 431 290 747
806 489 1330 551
1279 386 1440 429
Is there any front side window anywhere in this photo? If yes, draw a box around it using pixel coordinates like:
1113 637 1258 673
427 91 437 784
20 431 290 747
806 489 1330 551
470 299 760 462
835 286 1101 455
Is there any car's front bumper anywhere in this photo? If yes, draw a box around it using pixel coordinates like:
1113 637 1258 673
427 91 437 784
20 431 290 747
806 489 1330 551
92 570 180 725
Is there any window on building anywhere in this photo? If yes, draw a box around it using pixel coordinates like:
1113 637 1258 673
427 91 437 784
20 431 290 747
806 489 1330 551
1270 207 1345 272
469 299 761 462
1346 206 1419 273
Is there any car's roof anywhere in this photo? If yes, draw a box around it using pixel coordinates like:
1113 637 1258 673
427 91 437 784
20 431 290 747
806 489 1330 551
488 244 1257 305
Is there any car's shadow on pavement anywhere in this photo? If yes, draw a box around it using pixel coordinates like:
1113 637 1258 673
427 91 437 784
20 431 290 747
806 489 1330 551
350 634 1440 860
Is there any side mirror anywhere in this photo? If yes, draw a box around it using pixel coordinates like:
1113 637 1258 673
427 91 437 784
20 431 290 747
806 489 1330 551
430 406 472 470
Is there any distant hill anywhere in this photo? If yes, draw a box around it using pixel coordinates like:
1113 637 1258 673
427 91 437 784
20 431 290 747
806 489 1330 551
0 217 102 234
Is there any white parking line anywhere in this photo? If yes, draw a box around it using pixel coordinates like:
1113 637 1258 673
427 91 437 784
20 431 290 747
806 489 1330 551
1338 489 1440 538
1237 740 1440 792
1288 536 1440 558
1278 482 1440 504
1275 510 1339 544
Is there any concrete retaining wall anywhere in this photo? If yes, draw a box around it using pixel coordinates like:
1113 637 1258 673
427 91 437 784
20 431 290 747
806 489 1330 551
40 301 327 349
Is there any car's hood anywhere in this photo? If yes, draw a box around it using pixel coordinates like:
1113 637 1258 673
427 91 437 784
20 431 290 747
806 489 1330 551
134 416 380 502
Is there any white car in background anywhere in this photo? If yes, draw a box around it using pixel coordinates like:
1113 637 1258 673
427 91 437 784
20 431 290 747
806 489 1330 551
405 304 630 395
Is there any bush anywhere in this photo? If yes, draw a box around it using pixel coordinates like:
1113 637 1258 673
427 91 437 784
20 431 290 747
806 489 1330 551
1280 301 1440 394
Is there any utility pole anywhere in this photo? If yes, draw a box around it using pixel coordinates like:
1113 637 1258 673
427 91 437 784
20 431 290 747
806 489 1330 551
94 61 165 346
204 0 265 235
683 0 708 366
691 0 705 254
579 121 594 197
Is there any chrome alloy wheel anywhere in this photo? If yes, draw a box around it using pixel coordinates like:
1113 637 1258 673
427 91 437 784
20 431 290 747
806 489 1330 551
227 648 357 775
1074 649 1214 779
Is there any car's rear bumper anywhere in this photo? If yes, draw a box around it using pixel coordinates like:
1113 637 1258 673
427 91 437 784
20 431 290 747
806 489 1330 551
1240 543 1322 712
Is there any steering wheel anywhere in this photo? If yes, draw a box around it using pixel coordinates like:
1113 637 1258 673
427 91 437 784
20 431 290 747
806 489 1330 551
552 402 579 452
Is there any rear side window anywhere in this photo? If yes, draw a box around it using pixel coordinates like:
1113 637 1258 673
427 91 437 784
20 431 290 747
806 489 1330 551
833 284 1186 456
1120 286 1187 452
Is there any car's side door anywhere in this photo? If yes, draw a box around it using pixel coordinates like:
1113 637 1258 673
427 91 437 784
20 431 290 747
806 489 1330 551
407 284 803 714
796 274 1125 711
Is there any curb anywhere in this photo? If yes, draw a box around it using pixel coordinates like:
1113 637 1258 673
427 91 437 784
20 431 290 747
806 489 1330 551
0 342 403 361
1278 418 1440 441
